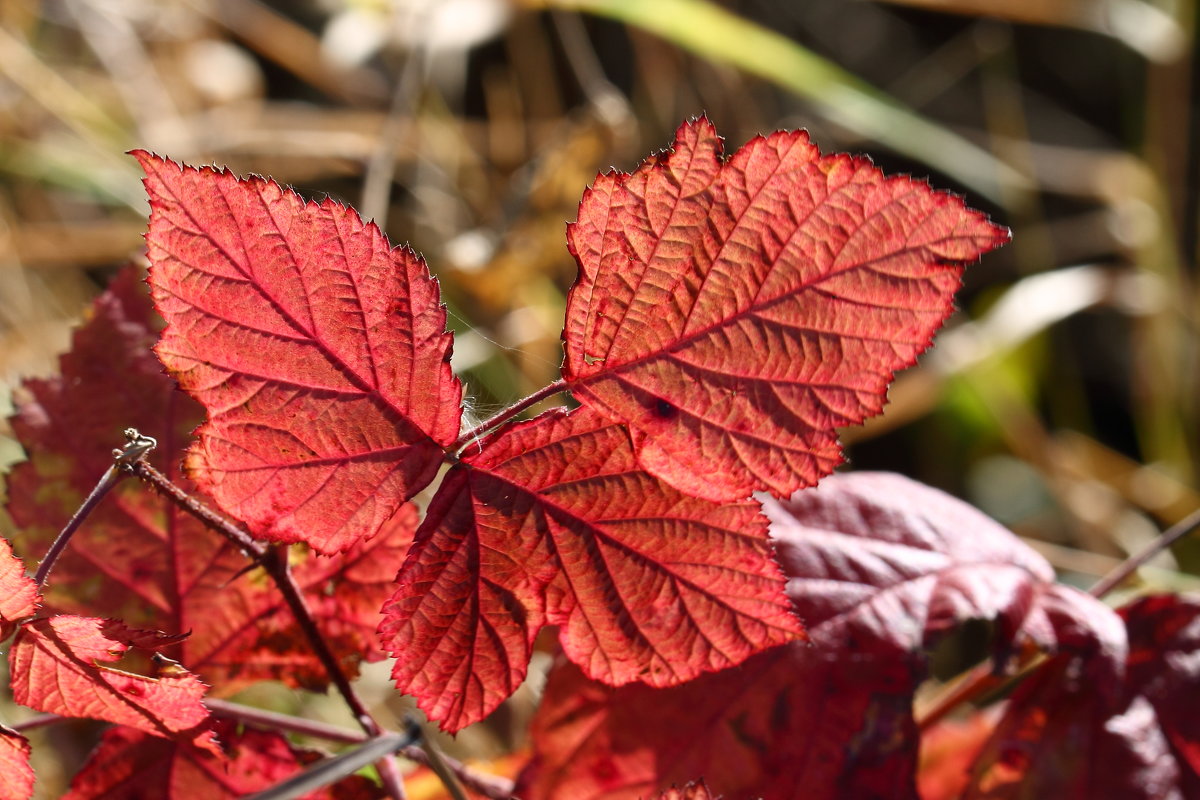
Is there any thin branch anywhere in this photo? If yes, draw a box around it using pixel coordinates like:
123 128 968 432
207 699 367 744
128 462 407 800
34 428 157 587
1089 506 1200 598
452 379 569 451
9 713 62 733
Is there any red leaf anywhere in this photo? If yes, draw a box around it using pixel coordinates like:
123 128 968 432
651 781 719 800
64 721 384 800
9 616 217 754
6 268 415 694
963 594 1200 799
563 118 1008 501
0 537 38 640
379 406 803 732
0 726 34 800
517 472 1119 800
136 151 461 554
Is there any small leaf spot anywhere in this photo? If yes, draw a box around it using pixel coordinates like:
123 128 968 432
653 399 676 419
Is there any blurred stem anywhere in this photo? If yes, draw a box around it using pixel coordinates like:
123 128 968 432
532 0 1029 203
1089 506 1200 598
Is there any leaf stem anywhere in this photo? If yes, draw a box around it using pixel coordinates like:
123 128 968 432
452 379 569 452
129 462 408 800
1089 506 1200 599
34 464 122 587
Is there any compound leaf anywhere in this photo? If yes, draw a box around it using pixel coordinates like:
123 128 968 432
563 118 1008 501
379 406 803 732
136 152 461 554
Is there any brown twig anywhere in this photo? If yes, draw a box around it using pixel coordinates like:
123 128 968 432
1089 506 1200 598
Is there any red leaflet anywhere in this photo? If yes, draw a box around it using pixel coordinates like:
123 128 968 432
136 152 461 554
0 538 37 640
0 726 34 800
653 782 718 800
9 616 217 754
7 269 414 693
379 406 803 731
516 472 1121 800
64 721 383 800
563 118 1008 501
963 594 1200 798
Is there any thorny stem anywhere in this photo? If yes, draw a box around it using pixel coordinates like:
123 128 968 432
451 378 569 452
129 461 408 800
1089 506 1200 599
33 428 157 587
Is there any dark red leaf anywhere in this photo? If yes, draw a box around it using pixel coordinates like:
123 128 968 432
64 721 383 800
1123 594 1200 794
563 118 1008 501
136 151 461 554
963 594 1200 799
517 472 1120 800
763 472 1125 667
0 537 37 640
6 268 415 694
9 616 217 754
0 726 34 800
379 406 803 732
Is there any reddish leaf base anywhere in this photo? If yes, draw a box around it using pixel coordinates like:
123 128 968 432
380 407 804 731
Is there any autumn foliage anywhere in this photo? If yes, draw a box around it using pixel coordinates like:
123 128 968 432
1 118 1196 799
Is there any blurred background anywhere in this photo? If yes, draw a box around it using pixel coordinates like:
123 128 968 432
0 0 1198 793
